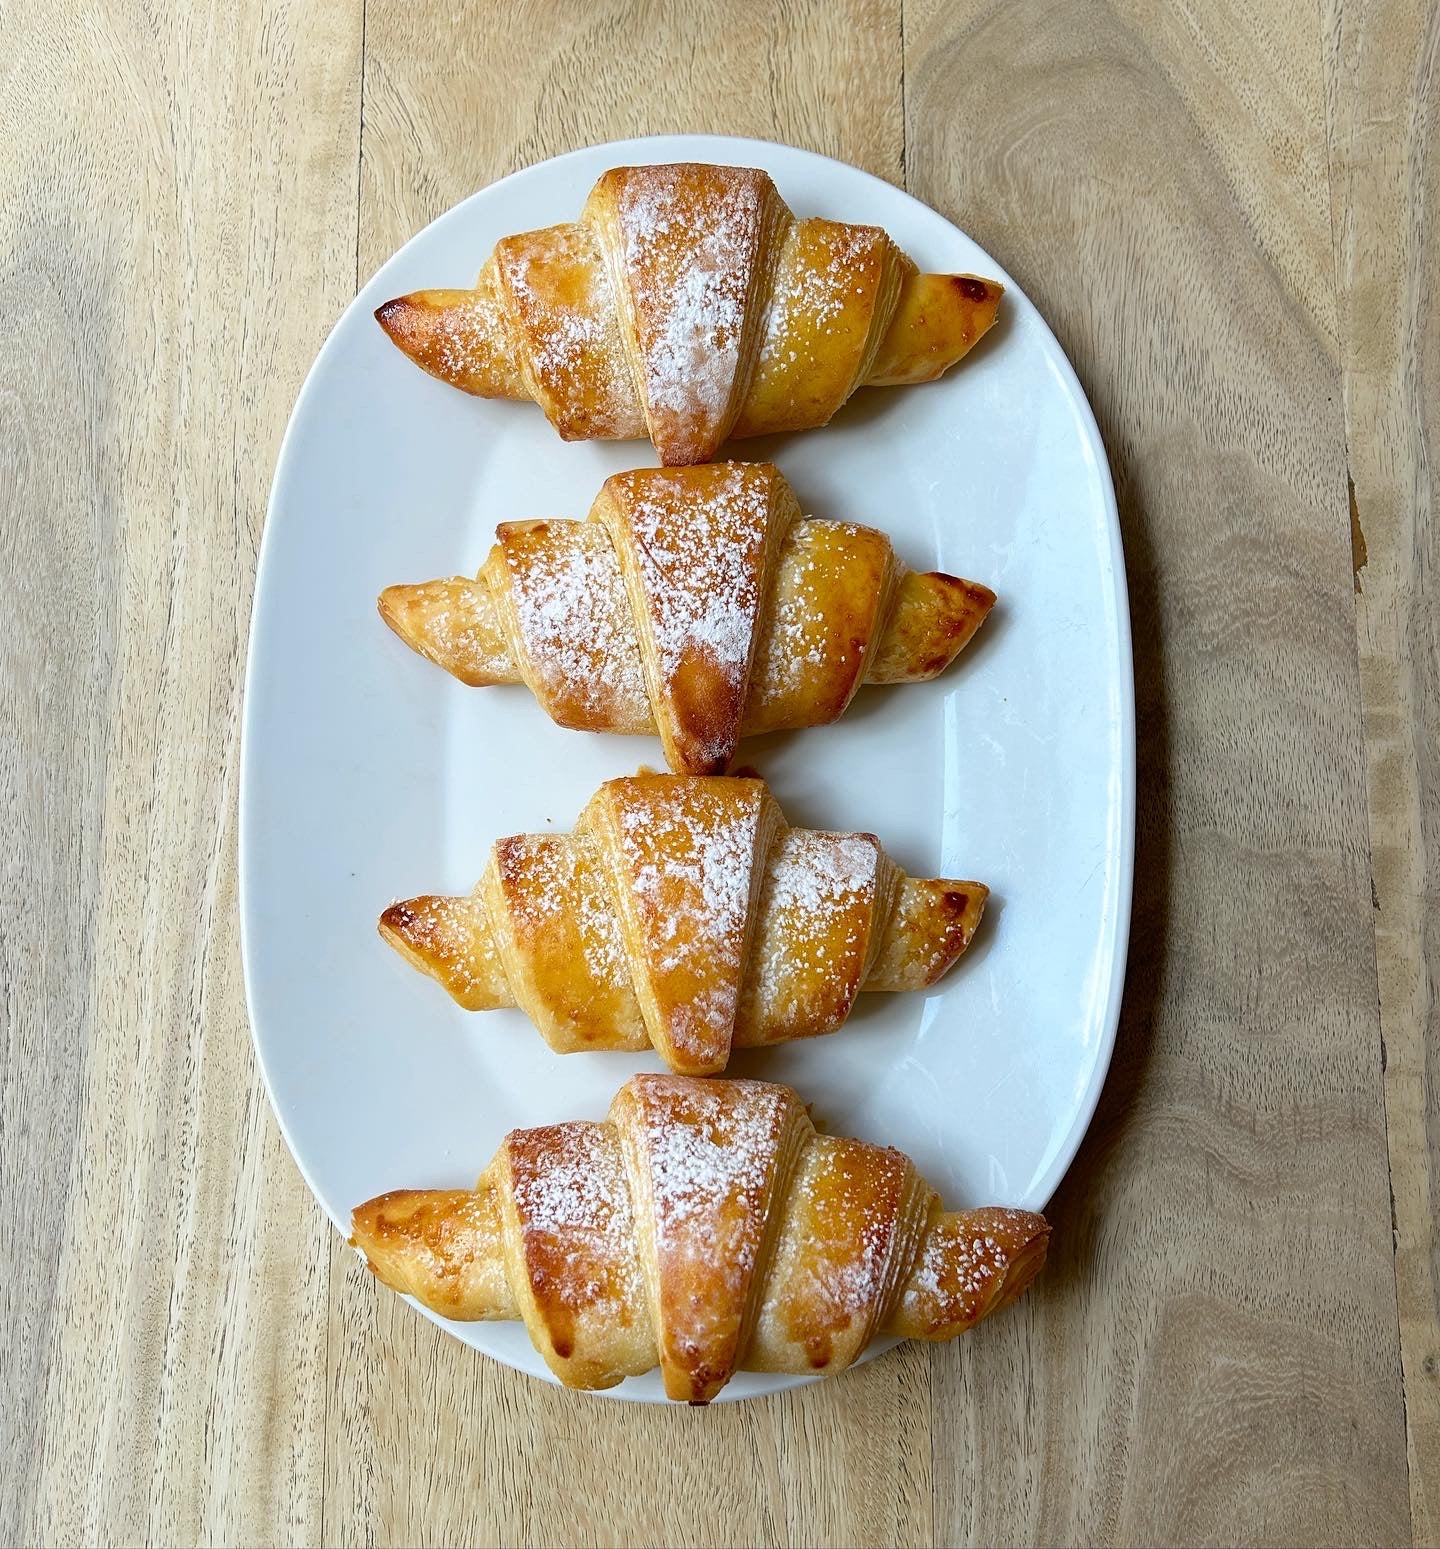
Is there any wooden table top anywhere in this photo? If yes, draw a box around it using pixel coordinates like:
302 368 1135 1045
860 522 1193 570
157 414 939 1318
3 1 1434 1544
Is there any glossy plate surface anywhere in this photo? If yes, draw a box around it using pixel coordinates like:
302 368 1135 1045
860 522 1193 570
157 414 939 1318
242 134 1134 1401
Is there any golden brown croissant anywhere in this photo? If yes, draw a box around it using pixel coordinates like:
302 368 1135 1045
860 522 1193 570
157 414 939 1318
376 162 1003 465
351 1073 1049 1401
380 462 995 774
380 773 986 1075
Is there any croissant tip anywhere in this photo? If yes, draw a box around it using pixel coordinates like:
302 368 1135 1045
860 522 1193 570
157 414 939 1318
376 585 409 633
923 883 988 984
378 899 421 942
375 295 410 335
950 274 1003 307
375 294 444 361
346 1224 384 1278
348 1199 382 1253
928 574 998 666
991 1211 1051 1309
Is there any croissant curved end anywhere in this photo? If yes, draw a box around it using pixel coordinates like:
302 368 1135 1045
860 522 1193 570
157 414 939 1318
867 570 998 684
865 877 988 991
376 583 439 659
374 293 420 341
919 574 997 669
350 1189 449 1295
374 291 468 372
378 898 439 952
350 1186 515 1321
375 287 526 398
867 273 1004 387
378 895 511 1011
926 882 990 985
888 1206 1050 1340
377 578 517 687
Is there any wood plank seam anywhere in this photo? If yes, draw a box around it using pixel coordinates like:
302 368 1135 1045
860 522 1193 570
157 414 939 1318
1313 27 1416 1538
1318 3 1439 1538
900 0 910 186
356 0 370 293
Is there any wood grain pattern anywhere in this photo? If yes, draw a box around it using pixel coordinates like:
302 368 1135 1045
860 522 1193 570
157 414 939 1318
357 0 903 282
1 0 1431 1544
905 3 1411 1543
1323 2 1440 1539
0 0 362 1544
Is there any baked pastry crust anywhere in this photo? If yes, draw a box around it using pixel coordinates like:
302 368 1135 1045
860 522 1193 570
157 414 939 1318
377 163 1003 464
351 1073 1049 1401
380 773 987 1073
379 462 994 774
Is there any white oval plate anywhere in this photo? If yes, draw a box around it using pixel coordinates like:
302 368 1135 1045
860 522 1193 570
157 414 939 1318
242 134 1133 1402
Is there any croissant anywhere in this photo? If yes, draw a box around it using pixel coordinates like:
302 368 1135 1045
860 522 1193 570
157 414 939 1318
376 162 1003 465
380 773 987 1075
380 462 995 774
351 1073 1048 1401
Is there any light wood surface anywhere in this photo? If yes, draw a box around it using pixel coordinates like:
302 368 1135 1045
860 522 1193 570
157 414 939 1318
1323 4 1440 1540
1 1 1432 1544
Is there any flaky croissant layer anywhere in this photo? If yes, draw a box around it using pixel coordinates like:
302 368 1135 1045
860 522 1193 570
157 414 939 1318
376 163 1003 464
381 774 987 1074
351 1074 1049 1401
379 462 995 775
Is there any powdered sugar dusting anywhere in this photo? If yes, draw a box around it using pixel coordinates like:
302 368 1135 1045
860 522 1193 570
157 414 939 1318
496 836 627 989
768 830 878 916
618 796 758 954
613 783 764 1054
511 1124 626 1237
752 830 880 1015
429 285 509 385
635 1077 785 1237
508 1122 636 1315
384 894 490 999
616 167 767 447
502 524 648 725
761 220 882 363
762 586 829 700
618 467 772 756
392 579 515 684
569 838 626 983
504 229 605 375
905 1208 1037 1318
624 1076 794 1396
819 1224 890 1324
786 1139 905 1324
519 288 599 374
751 522 873 709
909 1232 1002 1302
498 225 639 437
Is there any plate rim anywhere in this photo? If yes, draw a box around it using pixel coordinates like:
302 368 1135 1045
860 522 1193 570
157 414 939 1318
239 130 1136 1402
